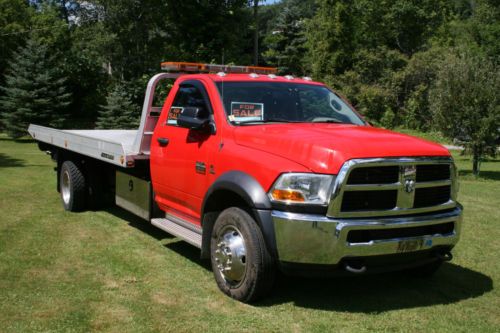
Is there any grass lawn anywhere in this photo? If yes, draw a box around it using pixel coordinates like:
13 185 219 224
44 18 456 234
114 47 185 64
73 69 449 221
0 136 499 332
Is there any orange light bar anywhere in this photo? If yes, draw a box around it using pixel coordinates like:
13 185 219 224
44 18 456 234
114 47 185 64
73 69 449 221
161 61 277 75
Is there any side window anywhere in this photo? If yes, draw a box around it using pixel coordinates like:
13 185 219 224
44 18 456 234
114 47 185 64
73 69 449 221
167 83 208 125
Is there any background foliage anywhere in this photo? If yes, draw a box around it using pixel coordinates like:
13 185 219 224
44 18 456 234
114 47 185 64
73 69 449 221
0 0 498 169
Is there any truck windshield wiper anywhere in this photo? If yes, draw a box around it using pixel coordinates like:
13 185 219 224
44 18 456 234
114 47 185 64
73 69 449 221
237 118 301 125
311 118 346 124
311 117 347 124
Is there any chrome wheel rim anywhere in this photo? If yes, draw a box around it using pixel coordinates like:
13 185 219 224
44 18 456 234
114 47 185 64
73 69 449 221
214 226 247 285
61 170 71 205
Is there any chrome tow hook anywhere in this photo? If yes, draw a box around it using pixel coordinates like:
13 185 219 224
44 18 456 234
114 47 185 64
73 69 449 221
435 251 453 262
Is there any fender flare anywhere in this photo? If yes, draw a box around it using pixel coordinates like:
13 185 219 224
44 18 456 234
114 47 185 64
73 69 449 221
201 171 277 257
202 171 272 215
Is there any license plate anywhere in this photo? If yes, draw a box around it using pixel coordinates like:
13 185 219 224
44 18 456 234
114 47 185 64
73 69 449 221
397 239 424 253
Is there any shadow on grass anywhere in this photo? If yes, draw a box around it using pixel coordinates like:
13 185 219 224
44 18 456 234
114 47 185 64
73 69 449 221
104 206 491 312
105 206 172 241
105 205 212 271
257 263 492 312
459 170 500 181
164 241 212 271
0 153 25 167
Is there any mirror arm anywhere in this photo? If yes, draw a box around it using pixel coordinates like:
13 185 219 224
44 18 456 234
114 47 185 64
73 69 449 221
208 121 217 135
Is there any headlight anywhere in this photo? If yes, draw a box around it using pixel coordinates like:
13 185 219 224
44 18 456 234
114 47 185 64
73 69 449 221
269 173 335 205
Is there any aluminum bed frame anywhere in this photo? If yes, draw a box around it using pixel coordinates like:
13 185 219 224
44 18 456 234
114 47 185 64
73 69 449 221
28 73 181 168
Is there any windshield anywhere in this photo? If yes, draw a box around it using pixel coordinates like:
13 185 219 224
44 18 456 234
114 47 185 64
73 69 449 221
215 82 365 126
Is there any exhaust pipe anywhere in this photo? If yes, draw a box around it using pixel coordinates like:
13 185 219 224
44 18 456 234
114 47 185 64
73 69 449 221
344 260 367 274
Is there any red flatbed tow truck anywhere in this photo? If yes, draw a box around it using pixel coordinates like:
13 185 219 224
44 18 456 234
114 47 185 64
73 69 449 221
29 62 462 302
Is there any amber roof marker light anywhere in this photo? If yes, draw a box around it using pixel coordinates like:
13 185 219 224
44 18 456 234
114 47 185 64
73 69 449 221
160 61 277 75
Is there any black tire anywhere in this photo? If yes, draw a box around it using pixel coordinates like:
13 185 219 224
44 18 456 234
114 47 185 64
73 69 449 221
87 170 111 210
60 160 87 212
210 207 276 303
405 260 443 277
86 160 115 210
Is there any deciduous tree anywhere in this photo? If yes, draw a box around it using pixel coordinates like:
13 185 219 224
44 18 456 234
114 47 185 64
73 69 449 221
431 51 499 175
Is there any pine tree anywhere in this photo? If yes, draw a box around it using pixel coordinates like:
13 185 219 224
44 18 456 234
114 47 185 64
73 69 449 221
306 0 357 80
96 85 140 129
263 0 316 75
0 38 72 138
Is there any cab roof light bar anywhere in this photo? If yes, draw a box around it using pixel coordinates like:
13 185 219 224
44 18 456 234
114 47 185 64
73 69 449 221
160 61 277 75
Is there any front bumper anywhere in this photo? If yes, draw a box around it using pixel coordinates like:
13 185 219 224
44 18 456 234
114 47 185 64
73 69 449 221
272 206 462 265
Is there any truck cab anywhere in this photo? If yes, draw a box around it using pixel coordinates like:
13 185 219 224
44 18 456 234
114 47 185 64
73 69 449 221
29 62 462 303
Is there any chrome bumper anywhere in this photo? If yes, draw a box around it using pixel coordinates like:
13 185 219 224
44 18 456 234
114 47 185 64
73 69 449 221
272 206 462 265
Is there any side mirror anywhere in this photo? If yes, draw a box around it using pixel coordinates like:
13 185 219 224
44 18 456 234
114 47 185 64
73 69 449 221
177 107 210 130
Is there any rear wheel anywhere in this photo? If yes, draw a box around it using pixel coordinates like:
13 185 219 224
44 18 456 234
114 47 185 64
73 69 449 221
210 207 275 303
60 160 86 212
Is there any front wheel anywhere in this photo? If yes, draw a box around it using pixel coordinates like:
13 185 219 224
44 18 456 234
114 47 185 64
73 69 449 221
210 207 275 303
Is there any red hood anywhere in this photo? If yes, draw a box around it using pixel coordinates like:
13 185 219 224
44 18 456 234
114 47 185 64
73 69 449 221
233 124 450 174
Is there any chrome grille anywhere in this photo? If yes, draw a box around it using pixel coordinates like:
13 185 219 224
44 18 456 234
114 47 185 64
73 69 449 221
416 164 450 182
347 166 399 184
341 190 397 211
327 157 458 218
346 222 455 243
414 185 451 208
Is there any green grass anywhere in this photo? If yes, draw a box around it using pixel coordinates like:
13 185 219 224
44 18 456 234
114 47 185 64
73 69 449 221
1 137 499 332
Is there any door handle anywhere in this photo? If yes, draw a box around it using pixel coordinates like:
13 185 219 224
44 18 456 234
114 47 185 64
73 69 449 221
157 137 169 146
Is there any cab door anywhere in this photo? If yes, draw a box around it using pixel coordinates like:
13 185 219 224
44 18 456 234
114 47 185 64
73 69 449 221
151 80 219 224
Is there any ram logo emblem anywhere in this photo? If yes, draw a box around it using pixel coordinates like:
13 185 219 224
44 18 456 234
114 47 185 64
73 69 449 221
401 165 417 193
404 179 415 193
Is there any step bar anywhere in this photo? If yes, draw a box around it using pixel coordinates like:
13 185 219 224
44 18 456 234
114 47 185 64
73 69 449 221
151 214 202 248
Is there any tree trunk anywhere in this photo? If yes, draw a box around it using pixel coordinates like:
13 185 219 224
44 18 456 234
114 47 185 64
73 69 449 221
253 0 259 66
472 145 480 176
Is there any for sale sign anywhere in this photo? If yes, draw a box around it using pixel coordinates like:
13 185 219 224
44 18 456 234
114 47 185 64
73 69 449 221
168 107 183 125
230 102 264 122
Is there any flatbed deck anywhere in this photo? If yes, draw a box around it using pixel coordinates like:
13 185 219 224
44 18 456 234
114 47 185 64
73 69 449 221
28 124 147 167
27 73 182 168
